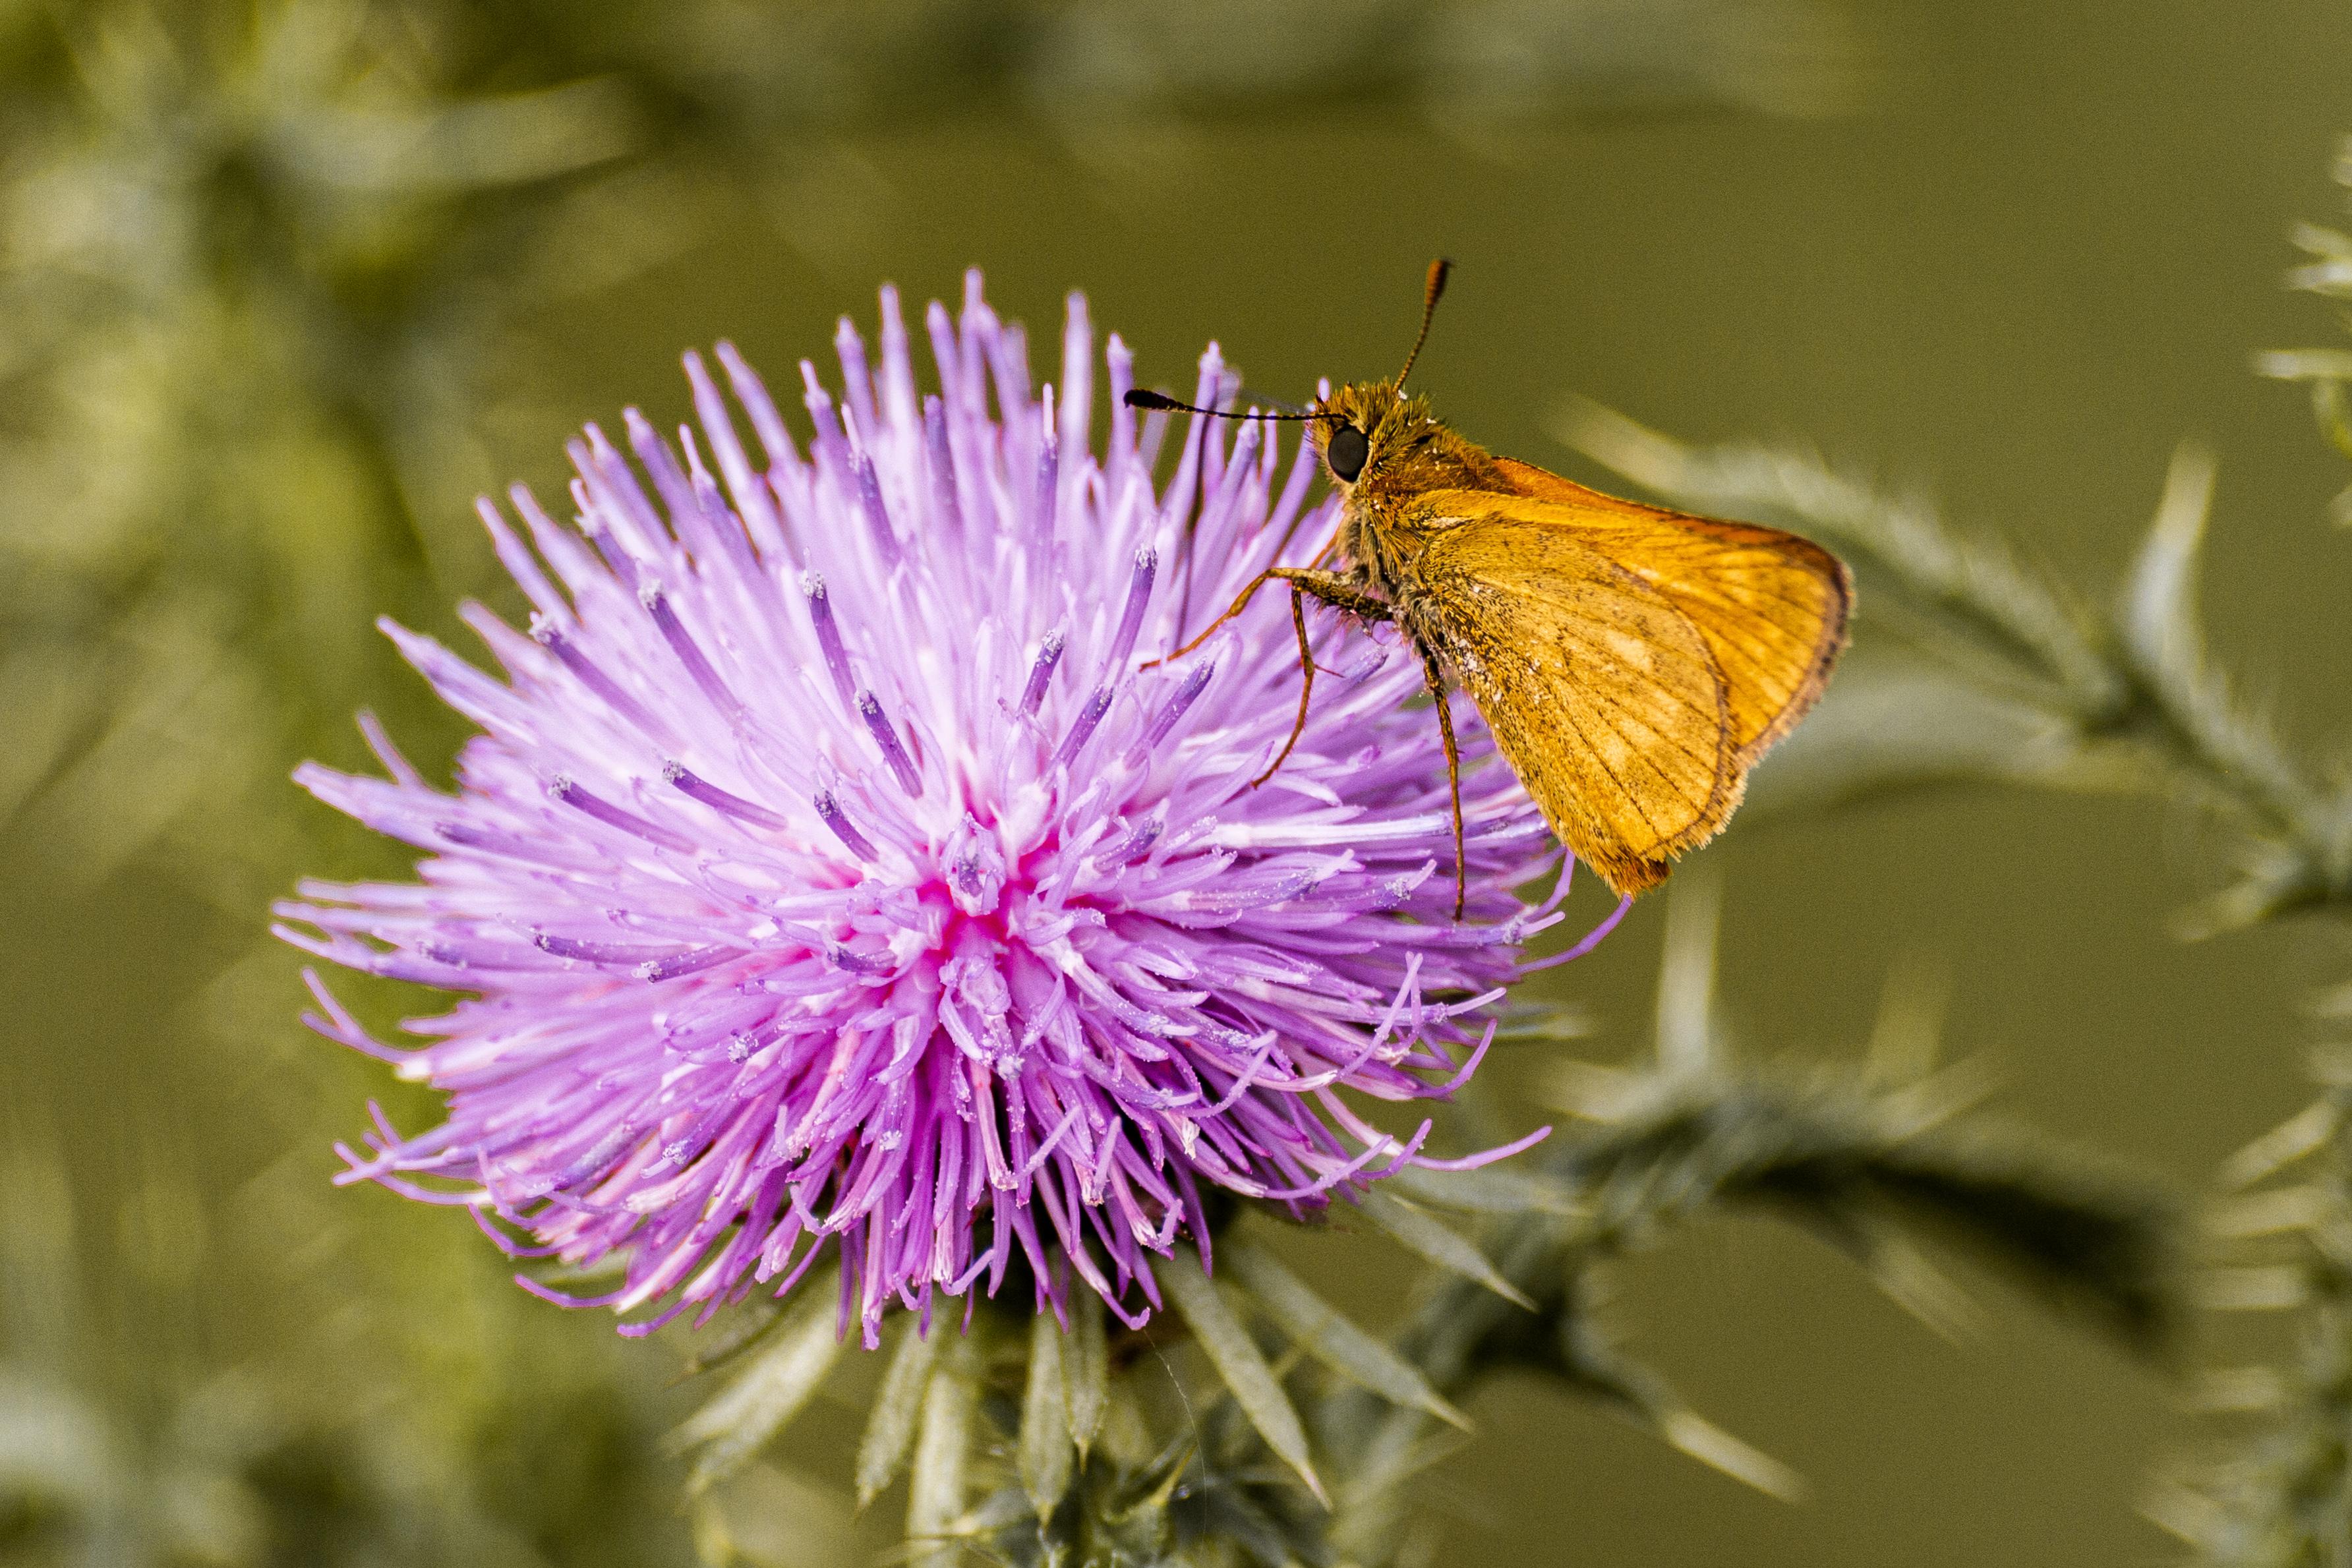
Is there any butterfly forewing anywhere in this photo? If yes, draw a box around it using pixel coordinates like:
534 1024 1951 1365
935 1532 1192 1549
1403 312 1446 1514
1486 458 1852 765
1408 510 1736 895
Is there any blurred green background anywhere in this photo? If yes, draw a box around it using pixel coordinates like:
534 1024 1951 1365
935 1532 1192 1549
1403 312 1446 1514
7 1 2352 1563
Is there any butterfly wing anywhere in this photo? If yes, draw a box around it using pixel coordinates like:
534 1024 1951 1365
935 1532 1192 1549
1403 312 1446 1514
1487 457 1851 767
1406 511 1736 896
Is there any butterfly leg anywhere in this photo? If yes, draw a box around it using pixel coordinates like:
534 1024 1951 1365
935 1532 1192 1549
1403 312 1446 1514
1252 585 1317 788
1272 569 1392 620
1144 568 1278 670
1415 639 1468 920
1250 569 1394 790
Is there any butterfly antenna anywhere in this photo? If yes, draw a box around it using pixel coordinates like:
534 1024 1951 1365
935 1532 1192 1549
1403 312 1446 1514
1394 257 1453 390
1123 390 1322 421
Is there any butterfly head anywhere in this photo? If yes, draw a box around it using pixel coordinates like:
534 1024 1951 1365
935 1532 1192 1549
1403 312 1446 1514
1311 382 1390 486
1316 377 1518 521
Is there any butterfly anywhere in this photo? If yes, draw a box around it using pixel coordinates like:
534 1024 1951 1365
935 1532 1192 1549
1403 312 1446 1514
1127 260 1852 915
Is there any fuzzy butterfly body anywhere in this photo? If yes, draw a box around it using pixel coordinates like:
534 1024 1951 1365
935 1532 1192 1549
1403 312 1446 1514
1131 262 1851 910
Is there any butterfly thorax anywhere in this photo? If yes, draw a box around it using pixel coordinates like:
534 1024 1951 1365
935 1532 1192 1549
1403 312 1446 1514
1314 381 1509 603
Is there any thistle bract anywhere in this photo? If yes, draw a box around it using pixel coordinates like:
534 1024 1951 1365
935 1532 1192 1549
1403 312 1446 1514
278 273 1570 1343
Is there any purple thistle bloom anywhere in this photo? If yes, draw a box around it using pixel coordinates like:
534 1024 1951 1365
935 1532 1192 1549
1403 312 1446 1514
276 272 1583 1345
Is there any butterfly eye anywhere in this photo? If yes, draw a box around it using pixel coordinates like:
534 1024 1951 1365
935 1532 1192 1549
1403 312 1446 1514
1326 423 1369 482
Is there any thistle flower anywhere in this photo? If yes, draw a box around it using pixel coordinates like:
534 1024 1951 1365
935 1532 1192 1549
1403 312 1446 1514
276 272 1577 1345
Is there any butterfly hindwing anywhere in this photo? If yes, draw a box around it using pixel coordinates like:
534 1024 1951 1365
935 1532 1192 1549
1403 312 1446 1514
1405 509 1736 896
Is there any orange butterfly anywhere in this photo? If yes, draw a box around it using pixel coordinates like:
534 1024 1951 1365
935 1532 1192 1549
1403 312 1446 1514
1129 261 1852 915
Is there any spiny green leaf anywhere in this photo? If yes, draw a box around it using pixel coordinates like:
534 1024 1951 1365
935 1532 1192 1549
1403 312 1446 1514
856 1312 943 1508
1864 1140 2183 1352
908 1335 978 1568
1107 1429 1197 1529
669 1266 845 1495
1560 1316 1804 1501
2218 1097 2343 1190
1063 1287 1108 1455
1331 1404 1466 1557
1358 1188 1535 1310
2254 345 2352 379
1492 1001 1592 1041
1158 1252 1326 1504
1654 1409 1807 1502
946 1488 1036 1540
670 1298 783 1381
1384 1162 1583 1217
687 1491 736 1567
1733 669 2073 819
2316 378 2352 470
2121 444 2214 680
1019 1309 1074 1521
1225 1242 1468 1430
1842 1222 1984 1345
